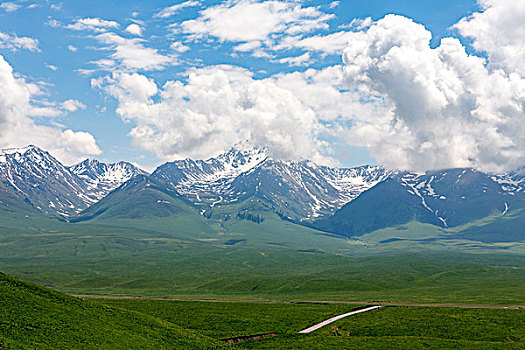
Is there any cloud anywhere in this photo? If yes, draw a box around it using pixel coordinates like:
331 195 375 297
0 32 40 52
233 41 262 52
125 23 143 36
1 2 20 12
45 19 62 28
93 33 176 71
277 52 312 66
50 2 62 11
274 18 374 55
91 66 345 165
154 0 200 18
340 14 525 173
180 0 333 45
276 30 354 54
67 45 78 51
170 41 190 53
0 55 101 164
61 99 86 112
46 64 58 71
66 17 119 33
454 0 525 76
271 66 378 124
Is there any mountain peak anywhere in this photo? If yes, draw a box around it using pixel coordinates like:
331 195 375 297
229 140 264 152
77 158 102 166
1 144 42 156
70 158 147 199
0 145 57 166
220 141 268 160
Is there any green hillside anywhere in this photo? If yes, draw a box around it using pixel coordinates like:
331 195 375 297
73 175 206 222
0 272 223 349
0 201 524 304
98 299 525 349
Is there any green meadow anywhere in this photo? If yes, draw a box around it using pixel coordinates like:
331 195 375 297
98 299 525 349
2 273 523 349
1 205 524 348
0 273 224 349
1 210 524 305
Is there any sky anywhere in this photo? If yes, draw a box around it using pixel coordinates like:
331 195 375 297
0 0 524 173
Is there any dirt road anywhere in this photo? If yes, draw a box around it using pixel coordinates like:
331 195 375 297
298 305 384 334
73 294 524 309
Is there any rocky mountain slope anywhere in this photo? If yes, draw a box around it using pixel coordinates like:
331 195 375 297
70 159 148 200
0 146 95 217
0 146 146 217
151 144 389 220
2 144 524 239
314 168 525 236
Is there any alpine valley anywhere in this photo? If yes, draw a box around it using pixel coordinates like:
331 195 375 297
0 144 524 302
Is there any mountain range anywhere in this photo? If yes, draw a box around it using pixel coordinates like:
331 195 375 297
1 144 524 240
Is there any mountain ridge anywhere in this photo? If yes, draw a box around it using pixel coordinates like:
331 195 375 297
1 144 524 240
70 158 148 200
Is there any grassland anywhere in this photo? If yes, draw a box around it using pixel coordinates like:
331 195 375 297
1 212 524 304
96 298 525 349
0 207 523 308
100 299 360 339
2 270 523 349
0 273 224 349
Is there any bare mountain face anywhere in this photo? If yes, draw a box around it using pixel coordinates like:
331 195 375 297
70 159 148 200
314 168 525 236
2 145 524 239
0 146 95 217
150 144 390 220
0 146 146 218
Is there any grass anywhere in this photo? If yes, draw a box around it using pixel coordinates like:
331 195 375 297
2 268 524 349
0 272 224 349
2 246 525 304
95 299 525 349
99 299 362 339
1 210 524 305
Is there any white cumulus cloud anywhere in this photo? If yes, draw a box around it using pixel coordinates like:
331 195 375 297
341 14 525 173
61 99 86 112
91 66 347 164
1 2 20 12
0 55 101 164
454 0 525 77
66 17 119 33
277 52 312 66
125 23 143 36
180 0 333 46
154 0 201 18
0 32 40 52
93 33 176 71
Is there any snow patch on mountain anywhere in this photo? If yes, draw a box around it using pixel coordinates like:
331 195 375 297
70 159 147 199
0 145 97 216
152 145 390 220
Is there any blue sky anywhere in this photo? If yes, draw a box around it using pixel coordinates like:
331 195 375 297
2 0 524 173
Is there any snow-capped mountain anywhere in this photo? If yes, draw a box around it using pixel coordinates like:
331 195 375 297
151 144 268 206
151 144 390 220
70 159 148 199
314 168 525 236
491 169 525 196
0 146 96 217
3 144 524 233
398 169 523 227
